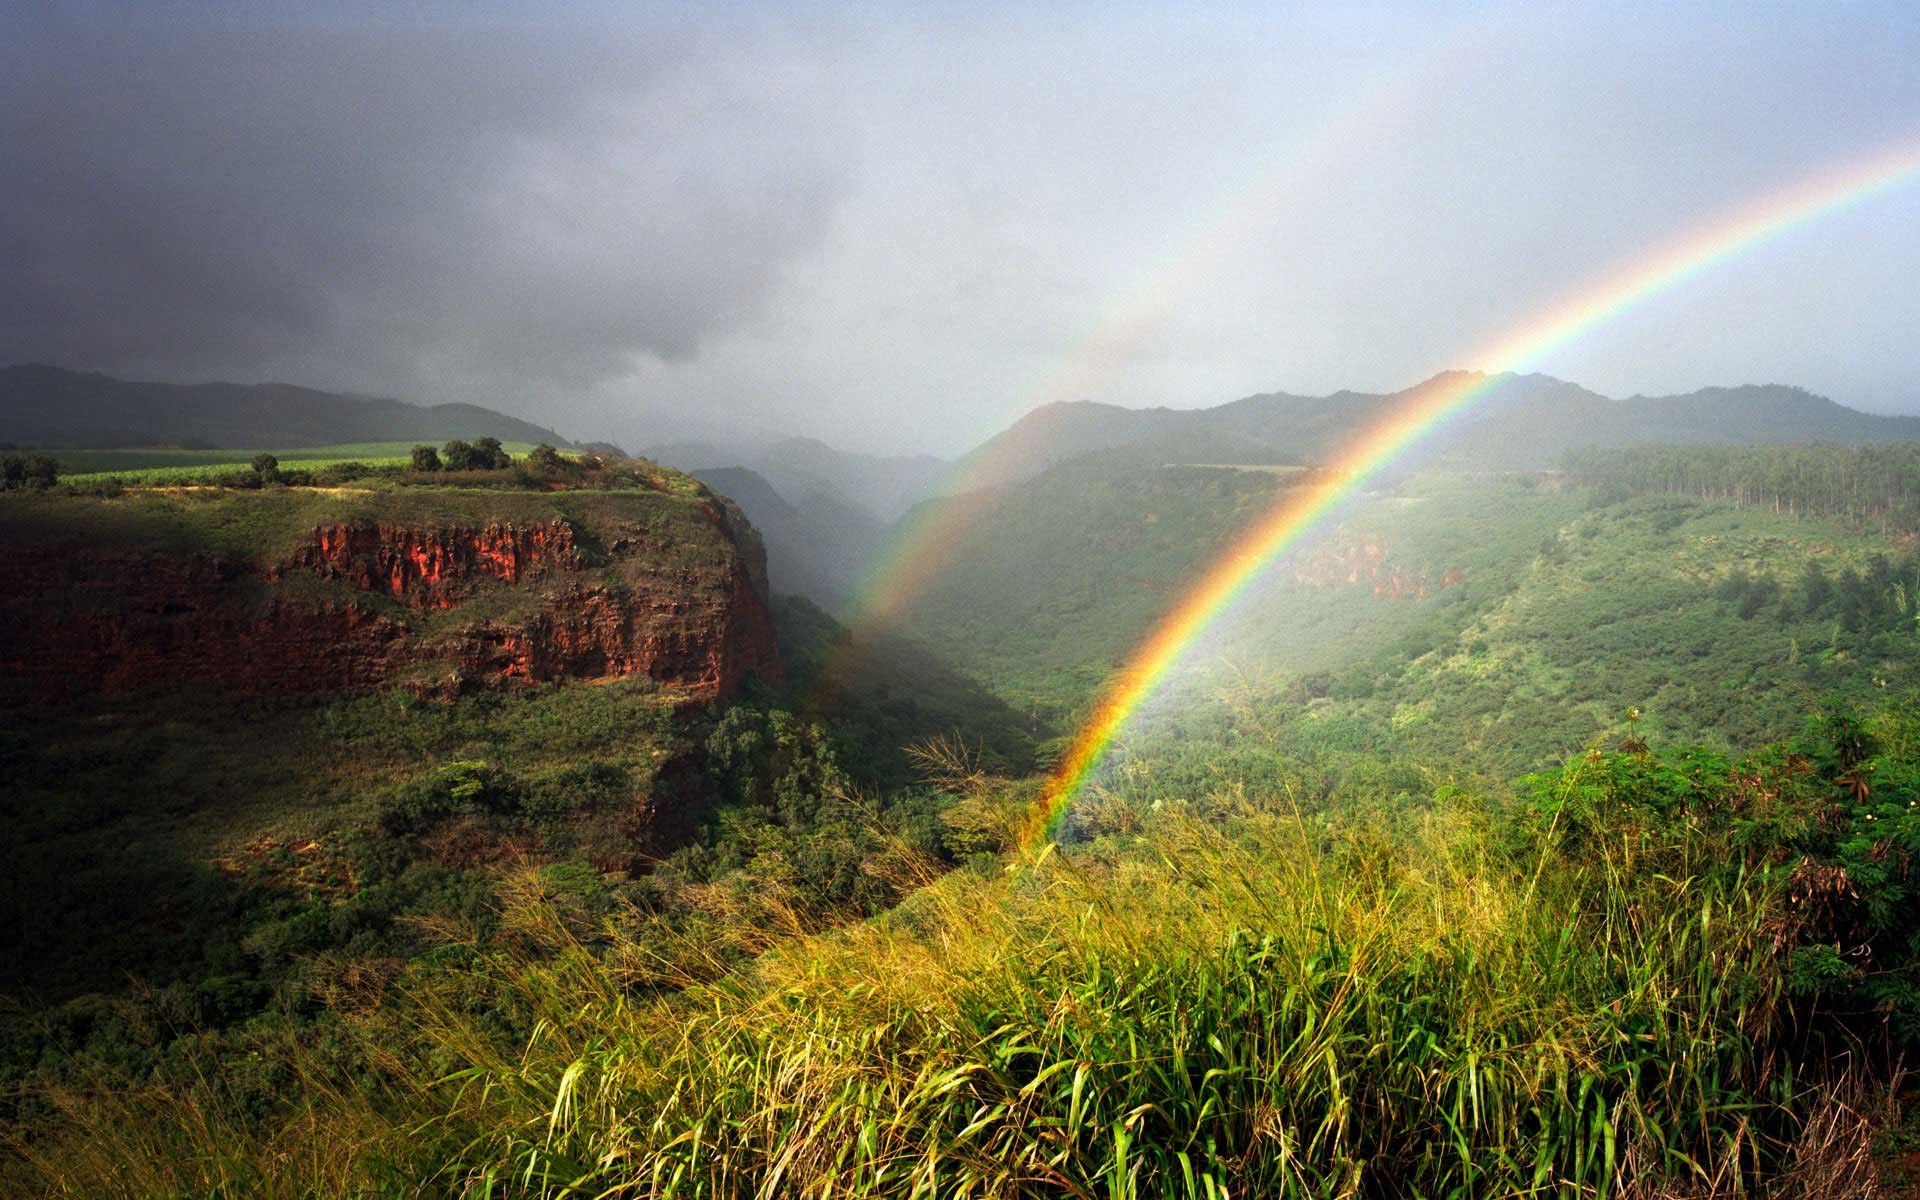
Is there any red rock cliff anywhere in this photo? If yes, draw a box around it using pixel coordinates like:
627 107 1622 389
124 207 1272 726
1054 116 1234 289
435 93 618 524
286 520 585 609
0 501 781 702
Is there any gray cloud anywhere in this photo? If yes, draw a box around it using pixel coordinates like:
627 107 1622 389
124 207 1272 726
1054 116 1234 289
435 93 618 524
1 7 850 406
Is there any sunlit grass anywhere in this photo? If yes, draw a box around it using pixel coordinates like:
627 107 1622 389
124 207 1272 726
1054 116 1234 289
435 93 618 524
17 773 1881 1198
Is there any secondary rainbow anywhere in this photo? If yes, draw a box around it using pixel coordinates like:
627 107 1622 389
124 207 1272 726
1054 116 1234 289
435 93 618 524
845 18 1510 628
1019 138 1920 847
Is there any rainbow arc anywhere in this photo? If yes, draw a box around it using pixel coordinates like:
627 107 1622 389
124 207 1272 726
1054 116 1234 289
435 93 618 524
1017 139 1920 846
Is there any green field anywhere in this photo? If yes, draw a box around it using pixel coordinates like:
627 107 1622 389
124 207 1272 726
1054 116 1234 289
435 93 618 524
55 442 544 484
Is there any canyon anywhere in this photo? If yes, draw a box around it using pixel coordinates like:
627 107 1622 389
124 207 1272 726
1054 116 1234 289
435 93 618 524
0 487 782 702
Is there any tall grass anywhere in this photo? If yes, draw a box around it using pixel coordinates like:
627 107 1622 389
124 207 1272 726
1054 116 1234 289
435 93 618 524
17 776 1876 1198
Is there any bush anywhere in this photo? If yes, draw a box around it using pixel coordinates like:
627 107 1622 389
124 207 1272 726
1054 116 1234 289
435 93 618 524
474 437 512 469
1 453 58 490
410 445 442 472
311 461 374 486
439 439 510 471
441 440 478 471
1523 700 1920 1045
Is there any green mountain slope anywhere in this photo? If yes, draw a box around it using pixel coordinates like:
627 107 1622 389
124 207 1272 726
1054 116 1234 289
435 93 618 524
0 364 572 449
896 461 1920 777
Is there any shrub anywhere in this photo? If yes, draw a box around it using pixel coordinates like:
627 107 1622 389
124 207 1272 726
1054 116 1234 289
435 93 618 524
0 453 58 490
410 445 442 472
1523 700 1920 1045
311 461 373 486
441 440 478 471
474 437 512 469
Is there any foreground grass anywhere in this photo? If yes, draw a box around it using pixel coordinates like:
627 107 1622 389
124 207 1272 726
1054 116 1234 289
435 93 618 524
16 771 1892 1199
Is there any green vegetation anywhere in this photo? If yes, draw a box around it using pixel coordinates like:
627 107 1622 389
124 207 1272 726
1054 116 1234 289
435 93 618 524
54 440 546 485
1568 441 1920 530
1 452 59 489
10 700 1920 1196
902 465 1920 779
8 446 1920 1194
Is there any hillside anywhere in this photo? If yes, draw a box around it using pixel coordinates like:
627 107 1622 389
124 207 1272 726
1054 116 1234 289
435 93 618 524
893 461 1920 779
14 452 1920 1196
0 364 572 450
955 372 1920 489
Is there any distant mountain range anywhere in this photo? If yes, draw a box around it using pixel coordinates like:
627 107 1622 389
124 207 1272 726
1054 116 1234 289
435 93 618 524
954 372 1920 491
646 435 948 524
0 364 572 449
15 362 1920 620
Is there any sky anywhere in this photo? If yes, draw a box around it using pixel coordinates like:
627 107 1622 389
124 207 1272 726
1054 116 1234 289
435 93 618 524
4 1 1919 456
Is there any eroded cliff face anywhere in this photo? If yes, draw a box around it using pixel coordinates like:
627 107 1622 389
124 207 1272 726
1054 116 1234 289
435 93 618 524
1288 536 1467 600
286 520 585 609
0 494 781 702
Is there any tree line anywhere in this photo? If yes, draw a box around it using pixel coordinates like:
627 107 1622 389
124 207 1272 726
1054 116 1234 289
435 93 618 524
1566 442 1920 530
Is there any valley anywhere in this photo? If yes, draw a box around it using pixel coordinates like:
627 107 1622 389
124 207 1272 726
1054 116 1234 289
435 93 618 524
7 409 1920 1195
9 9 1920 1192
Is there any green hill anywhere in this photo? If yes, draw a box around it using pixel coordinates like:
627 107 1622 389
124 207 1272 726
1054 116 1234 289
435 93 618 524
0 364 573 450
11 445 1920 1196
894 459 1920 780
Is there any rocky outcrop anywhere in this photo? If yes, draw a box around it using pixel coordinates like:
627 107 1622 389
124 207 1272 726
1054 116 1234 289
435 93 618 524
449 560 780 697
286 520 585 609
0 544 411 696
0 497 781 702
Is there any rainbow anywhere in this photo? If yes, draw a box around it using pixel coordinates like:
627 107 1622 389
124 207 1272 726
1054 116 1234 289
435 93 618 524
847 18 1510 627
1018 138 1920 847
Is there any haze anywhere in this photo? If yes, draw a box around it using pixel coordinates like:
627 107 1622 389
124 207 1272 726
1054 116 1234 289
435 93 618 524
4 1 1918 456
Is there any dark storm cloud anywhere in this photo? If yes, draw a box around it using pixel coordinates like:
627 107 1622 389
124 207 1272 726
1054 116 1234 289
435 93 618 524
4 4 1919 453
0 8 849 398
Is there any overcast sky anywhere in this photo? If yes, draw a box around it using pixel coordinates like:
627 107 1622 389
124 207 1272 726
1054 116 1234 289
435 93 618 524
5 1 1919 455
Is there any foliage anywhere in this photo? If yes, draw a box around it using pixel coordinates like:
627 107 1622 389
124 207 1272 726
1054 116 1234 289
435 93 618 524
1567 441 1920 531
21 706 1920 1196
0 453 58 489
443 438 512 472
12 452 1920 1194
1522 701 1920 1043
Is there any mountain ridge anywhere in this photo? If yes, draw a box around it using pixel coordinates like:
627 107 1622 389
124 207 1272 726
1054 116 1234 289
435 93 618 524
0 364 574 450
952 371 1920 491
